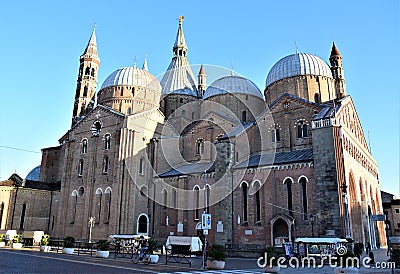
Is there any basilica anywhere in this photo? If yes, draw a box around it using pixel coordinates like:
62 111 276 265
0 17 386 250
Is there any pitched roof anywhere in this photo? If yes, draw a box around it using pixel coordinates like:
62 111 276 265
158 161 214 178
234 148 313 169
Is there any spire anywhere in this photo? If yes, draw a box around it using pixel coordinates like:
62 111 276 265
173 16 188 57
330 42 341 57
82 24 98 58
197 65 206 97
142 55 148 71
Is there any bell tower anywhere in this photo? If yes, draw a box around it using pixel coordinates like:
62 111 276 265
71 25 100 127
329 42 346 99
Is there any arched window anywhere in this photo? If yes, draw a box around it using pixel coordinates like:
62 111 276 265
91 68 95 77
139 158 144 174
242 111 247 122
78 160 84 176
253 181 261 223
205 185 211 214
299 177 308 220
104 188 112 224
196 139 204 155
314 93 320 104
137 214 148 235
70 190 78 224
303 124 308 137
83 86 88 97
81 139 88 154
85 67 90 75
126 107 131 115
194 186 200 220
104 134 111 150
0 202 4 228
172 188 177 208
284 178 293 216
242 182 248 222
162 189 168 209
95 188 102 223
297 121 308 138
20 203 26 230
102 157 109 174
271 126 281 142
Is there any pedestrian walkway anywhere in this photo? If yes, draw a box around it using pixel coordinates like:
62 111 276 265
158 270 263 274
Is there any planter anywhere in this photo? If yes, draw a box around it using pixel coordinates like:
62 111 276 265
0 242 5 247
264 265 280 273
40 245 51 252
96 250 110 258
62 247 75 255
206 260 225 270
12 243 23 249
149 254 159 263
334 266 359 274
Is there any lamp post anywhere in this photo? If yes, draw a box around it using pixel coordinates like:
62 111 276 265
340 182 351 239
310 214 315 237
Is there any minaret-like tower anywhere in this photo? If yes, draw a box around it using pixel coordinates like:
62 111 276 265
71 26 100 127
160 16 198 120
197 65 206 98
329 42 346 99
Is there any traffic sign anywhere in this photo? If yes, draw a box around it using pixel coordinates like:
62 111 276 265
202 213 211 229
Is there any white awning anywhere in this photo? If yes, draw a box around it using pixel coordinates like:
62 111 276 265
165 236 203 252
295 237 347 244
109 234 150 240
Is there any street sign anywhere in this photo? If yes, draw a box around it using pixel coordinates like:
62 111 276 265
371 214 386 221
202 213 211 229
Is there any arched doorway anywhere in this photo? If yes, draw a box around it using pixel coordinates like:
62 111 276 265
137 214 149 235
271 214 294 247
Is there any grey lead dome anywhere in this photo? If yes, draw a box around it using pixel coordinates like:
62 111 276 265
100 66 161 92
266 53 333 87
203 75 264 99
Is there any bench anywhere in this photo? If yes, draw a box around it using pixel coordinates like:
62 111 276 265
165 236 202 267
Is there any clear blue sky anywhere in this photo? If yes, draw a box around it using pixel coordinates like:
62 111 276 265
0 1 399 195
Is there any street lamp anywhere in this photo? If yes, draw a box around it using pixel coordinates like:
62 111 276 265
310 214 315 237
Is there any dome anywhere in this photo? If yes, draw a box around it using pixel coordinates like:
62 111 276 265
203 75 263 99
25 166 40 181
266 53 333 87
100 67 161 92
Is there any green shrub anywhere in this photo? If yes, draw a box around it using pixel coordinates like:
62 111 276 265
13 234 22 243
148 237 158 254
41 234 50 246
0 234 5 242
207 244 227 261
63 236 75 248
97 240 109 251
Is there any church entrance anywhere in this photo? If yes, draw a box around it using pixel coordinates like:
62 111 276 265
137 214 149 235
271 214 294 247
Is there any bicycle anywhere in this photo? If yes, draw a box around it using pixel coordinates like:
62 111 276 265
132 247 151 265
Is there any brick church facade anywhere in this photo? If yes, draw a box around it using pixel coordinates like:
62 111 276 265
0 17 386 249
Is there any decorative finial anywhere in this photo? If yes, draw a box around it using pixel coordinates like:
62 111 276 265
295 41 299 54
230 62 235 76
142 54 148 71
133 56 137 68
178 15 184 25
